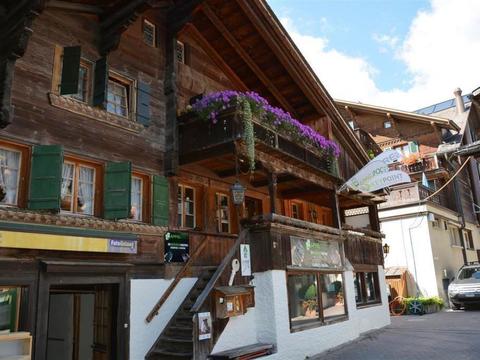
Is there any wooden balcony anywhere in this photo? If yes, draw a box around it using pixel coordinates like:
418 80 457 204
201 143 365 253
390 156 440 174
178 109 339 179
378 182 450 209
354 128 382 157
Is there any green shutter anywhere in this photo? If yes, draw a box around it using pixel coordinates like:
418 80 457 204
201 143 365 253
409 141 419 153
28 145 63 211
103 161 131 220
93 57 108 107
152 175 169 226
136 81 151 126
60 46 81 95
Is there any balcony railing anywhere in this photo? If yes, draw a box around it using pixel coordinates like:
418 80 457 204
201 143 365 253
390 156 440 174
378 182 449 209
353 128 382 157
179 109 338 177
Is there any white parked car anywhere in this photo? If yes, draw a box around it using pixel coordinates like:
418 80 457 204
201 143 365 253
448 262 480 309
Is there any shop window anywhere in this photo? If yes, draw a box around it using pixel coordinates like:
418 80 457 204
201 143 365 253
142 19 156 47
287 271 346 330
215 193 230 233
178 184 195 228
355 271 381 306
61 159 99 216
0 147 22 206
107 73 133 118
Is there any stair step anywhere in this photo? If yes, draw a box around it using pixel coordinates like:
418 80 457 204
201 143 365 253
160 335 193 343
151 349 193 358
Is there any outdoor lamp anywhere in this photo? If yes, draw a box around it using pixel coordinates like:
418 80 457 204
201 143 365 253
383 243 390 255
231 181 246 206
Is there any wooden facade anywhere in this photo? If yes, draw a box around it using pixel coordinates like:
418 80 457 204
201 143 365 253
0 1 385 359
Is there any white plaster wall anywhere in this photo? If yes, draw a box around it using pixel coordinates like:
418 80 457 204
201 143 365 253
465 221 480 263
380 213 438 297
345 213 370 228
129 278 197 360
213 269 390 360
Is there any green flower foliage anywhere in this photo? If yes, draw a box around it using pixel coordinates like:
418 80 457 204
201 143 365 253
241 99 255 172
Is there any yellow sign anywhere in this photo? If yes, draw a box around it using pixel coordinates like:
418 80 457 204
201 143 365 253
0 230 137 254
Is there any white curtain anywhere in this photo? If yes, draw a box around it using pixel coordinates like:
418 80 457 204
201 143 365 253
131 178 142 221
0 149 20 205
78 167 94 215
61 164 74 198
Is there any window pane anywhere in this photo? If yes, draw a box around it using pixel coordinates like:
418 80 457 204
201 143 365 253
287 274 319 327
365 272 378 302
131 177 142 221
320 274 345 319
354 272 363 304
0 148 21 205
61 163 75 212
77 166 95 215
185 215 194 229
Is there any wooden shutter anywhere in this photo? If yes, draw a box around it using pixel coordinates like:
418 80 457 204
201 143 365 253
103 161 131 220
152 175 169 226
28 145 63 211
93 57 108 107
136 81 151 126
60 46 81 95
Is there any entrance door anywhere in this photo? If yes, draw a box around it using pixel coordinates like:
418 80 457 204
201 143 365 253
46 285 116 360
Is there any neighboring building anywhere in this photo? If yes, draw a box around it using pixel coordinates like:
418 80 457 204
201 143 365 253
337 97 480 302
0 1 389 359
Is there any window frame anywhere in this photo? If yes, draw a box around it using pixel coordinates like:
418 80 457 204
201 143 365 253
464 229 475 250
52 46 93 103
287 269 348 332
177 184 196 229
0 141 29 208
448 225 462 247
176 40 186 64
142 19 156 47
130 173 150 223
291 202 302 220
383 120 392 129
106 71 136 120
61 156 102 217
215 192 231 233
354 270 382 307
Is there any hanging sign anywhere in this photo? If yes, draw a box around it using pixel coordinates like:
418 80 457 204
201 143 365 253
164 232 189 263
343 149 411 192
240 244 251 276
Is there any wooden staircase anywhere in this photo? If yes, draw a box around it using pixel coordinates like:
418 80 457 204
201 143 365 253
146 267 217 360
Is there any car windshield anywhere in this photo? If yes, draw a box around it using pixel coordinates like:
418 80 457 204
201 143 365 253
458 267 480 280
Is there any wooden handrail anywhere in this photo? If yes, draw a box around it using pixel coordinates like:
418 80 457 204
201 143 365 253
190 228 247 313
145 235 209 323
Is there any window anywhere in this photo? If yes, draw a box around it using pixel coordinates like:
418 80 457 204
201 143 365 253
215 193 230 233
287 272 346 330
67 61 91 103
354 271 381 306
0 286 29 333
464 230 474 250
448 225 462 247
107 76 131 118
61 160 97 215
176 40 185 64
291 202 301 219
143 19 156 47
131 177 143 221
0 147 21 206
383 120 392 128
178 185 195 228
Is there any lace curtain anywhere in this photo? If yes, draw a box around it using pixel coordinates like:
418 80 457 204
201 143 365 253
78 166 94 215
0 149 21 205
131 178 142 221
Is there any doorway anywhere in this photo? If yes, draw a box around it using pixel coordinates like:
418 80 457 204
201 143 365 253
46 284 117 360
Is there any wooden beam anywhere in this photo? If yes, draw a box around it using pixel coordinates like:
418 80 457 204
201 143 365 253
167 0 204 34
251 173 297 188
46 1 102 14
183 24 248 92
431 121 443 143
268 172 277 213
201 3 297 117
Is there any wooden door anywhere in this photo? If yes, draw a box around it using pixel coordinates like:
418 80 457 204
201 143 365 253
92 286 114 360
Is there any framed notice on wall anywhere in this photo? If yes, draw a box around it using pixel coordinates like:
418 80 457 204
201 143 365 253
197 312 212 340
164 232 189 263
290 236 342 269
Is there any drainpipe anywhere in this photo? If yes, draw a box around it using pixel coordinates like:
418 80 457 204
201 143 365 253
444 154 468 265
454 88 480 224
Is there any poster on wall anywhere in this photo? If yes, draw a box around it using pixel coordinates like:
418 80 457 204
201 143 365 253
240 244 251 276
197 312 212 340
290 236 342 269
164 232 189 263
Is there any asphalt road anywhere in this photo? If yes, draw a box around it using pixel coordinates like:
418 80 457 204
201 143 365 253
310 309 480 360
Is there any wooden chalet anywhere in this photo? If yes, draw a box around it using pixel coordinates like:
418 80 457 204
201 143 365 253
0 1 388 359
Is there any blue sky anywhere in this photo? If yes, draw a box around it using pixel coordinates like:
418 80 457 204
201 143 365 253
267 0 480 110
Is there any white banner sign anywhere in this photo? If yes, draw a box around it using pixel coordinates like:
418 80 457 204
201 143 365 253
344 149 411 192
240 244 252 276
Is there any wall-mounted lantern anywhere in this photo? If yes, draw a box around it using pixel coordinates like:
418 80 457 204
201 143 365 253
231 181 246 206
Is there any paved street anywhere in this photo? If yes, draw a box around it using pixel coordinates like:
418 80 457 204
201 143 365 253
310 310 480 360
